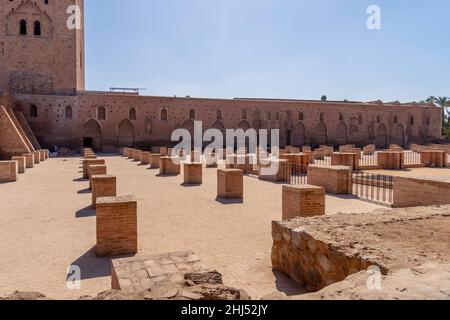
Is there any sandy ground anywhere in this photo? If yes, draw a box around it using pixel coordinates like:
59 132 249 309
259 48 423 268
0 155 387 299
365 167 450 178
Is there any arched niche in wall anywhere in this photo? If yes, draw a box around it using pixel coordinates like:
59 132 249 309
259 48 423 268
336 121 348 146
314 122 328 146
392 123 405 147
376 124 388 149
291 121 306 147
117 119 135 148
83 119 102 152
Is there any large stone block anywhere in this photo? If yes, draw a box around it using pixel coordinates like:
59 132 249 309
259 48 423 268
83 159 106 179
160 157 181 175
92 175 117 208
217 169 243 199
282 185 325 220
96 195 138 257
127 149 135 159
183 162 203 185
38 150 46 161
0 161 18 183
307 165 352 194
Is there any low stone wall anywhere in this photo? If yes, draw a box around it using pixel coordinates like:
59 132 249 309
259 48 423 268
272 220 374 292
393 176 450 208
421 151 448 168
307 165 352 194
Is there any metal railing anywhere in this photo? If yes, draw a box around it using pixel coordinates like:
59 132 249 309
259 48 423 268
280 163 308 185
404 151 422 165
359 153 378 167
352 172 394 205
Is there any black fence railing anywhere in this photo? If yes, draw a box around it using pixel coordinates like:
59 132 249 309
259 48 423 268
280 163 308 185
404 151 422 165
352 172 394 205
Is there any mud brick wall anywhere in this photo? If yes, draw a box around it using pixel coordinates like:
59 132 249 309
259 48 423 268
11 156 26 174
83 159 106 179
184 162 203 185
217 169 243 198
22 153 34 168
393 177 450 208
0 161 18 183
282 185 325 220
308 165 352 195
271 220 374 292
96 195 138 257
92 175 117 208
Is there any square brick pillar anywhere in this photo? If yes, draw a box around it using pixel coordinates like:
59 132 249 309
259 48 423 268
378 151 405 170
363 145 376 155
128 149 135 160
133 150 142 162
38 150 46 161
150 154 161 169
160 157 181 175
184 162 203 185
11 156 26 174
259 159 290 182
307 165 353 194
302 146 312 153
83 159 106 179
421 151 446 168
92 175 117 208
140 152 151 165
96 195 138 257
22 153 35 169
89 165 107 189
122 148 129 158
217 169 244 199
282 185 325 220
160 147 168 157
32 151 41 164
0 161 18 183
331 153 359 171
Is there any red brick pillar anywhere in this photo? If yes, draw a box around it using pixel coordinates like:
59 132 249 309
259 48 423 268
96 195 137 257
89 165 107 189
11 156 26 174
83 159 106 179
22 153 35 169
0 161 18 183
150 154 161 169
184 162 203 185
282 185 325 220
32 151 41 164
217 169 244 199
160 157 181 175
140 152 151 165
92 175 117 208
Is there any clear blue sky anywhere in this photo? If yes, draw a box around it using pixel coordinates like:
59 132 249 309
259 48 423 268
85 0 450 102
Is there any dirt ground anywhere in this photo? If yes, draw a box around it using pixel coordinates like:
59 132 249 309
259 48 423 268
0 155 387 299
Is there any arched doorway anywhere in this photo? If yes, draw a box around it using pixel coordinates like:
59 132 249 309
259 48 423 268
292 122 306 147
210 120 226 148
117 119 135 148
315 122 328 146
83 119 102 152
336 122 348 146
237 120 252 152
376 124 388 149
392 123 405 147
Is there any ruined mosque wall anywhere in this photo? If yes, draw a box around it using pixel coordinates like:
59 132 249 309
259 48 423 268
13 92 442 153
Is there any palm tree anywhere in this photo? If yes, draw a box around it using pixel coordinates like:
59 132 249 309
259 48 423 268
426 96 450 128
